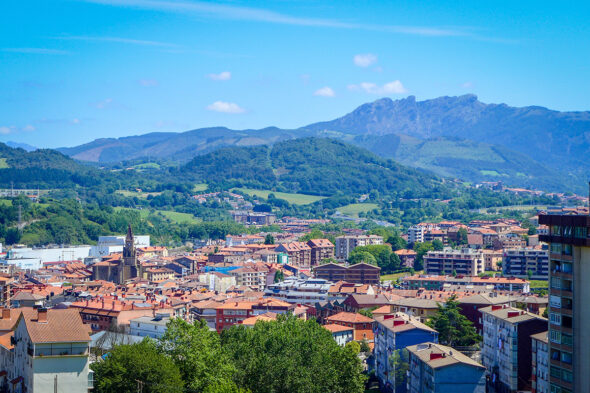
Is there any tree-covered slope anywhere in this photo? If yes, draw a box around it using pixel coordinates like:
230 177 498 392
181 138 444 197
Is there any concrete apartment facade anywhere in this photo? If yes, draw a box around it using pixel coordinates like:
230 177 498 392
503 248 549 280
480 305 547 393
335 235 383 260
531 331 549 393
539 213 588 393
406 342 486 393
423 248 484 276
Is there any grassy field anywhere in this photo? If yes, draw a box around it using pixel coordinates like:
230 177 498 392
193 183 208 192
116 190 162 199
233 188 325 205
114 207 200 224
132 162 160 170
0 158 9 169
337 203 379 217
529 280 548 288
380 270 423 282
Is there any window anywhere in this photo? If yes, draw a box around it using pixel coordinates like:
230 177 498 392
549 329 561 344
561 352 572 364
550 313 561 326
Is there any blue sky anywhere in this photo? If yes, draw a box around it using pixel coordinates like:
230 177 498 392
1 0 589 148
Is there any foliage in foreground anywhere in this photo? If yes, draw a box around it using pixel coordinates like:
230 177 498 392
92 315 366 393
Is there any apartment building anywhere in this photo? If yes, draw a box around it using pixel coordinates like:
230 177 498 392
424 248 484 276
503 248 549 280
480 305 547 393
531 331 549 393
307 238 335 266
373 315 439 392
264 276 332 304
403 275 530 292
483 249 503 271
229 266 268 290
325 312 374 341
274 242 311 267
6 308 91 393
335 235 383 260
406 342 486 393
538 212 587 393
129 313 171 338
313 262 381 285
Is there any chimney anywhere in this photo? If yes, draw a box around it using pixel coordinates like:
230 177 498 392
37 308 48 323
1 307 9 320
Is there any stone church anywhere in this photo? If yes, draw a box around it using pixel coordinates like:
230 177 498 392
92 224 142 284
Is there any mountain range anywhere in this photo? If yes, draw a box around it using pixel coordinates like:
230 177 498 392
54 95 590 194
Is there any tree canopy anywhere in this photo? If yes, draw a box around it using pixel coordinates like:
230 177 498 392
426 295 481 347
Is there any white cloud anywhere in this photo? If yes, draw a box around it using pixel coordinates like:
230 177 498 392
0 127 12 135
206 101 245 114
52 35 178 47
353 53 377 67
95 98 113 109
313 87 335 97
82 1 472 38
22 125 35 132
71 118 80 124
207 71 232 81
0 125 35 134
462 81 473 89
2 48 69 55
139 79 159 87
348 80 407 94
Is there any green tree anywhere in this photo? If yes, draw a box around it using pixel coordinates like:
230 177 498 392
345 340 361 354
348 250 377 266
359 339 371 354
457 227 468 245
158 319 239 392
264 234 275 245
221 314 366 393
426 295 481 347
432 239 444 251
91 339 183 393
274 270 284 282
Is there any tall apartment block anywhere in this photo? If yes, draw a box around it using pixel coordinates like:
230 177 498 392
335 235 383 260
423 248 484 276
503 248 549 280
538 212 588 393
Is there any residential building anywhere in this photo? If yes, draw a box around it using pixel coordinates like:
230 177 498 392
483 250 503 271
274 242 312 267
395 249 417 269
335 235 383 260
403 275 530 293
307 238 335 266
325 311 374 341
424 248 484 276
313 262 381 285
457 293 512 334
538 212 586 393
191 300 224 330
408 225 426 244
390 298 441 322
129 313 171 338
531 331 549 393
480 305 547 392
7 308 91 393
229 266 268 290
406 342 486 393
373 315 439 392
503 248 549 280
323 323 354 346
215 301 255 332
264 276 332 304
231 211 276 226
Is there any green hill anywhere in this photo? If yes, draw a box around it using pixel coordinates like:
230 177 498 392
181 138 444 198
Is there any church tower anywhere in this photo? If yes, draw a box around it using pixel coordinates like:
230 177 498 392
123 224 137 266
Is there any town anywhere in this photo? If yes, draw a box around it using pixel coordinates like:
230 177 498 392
0 199 582 393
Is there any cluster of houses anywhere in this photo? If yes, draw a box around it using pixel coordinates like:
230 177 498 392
0 209 562 393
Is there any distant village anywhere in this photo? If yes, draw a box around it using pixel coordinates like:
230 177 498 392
0 198 580 393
